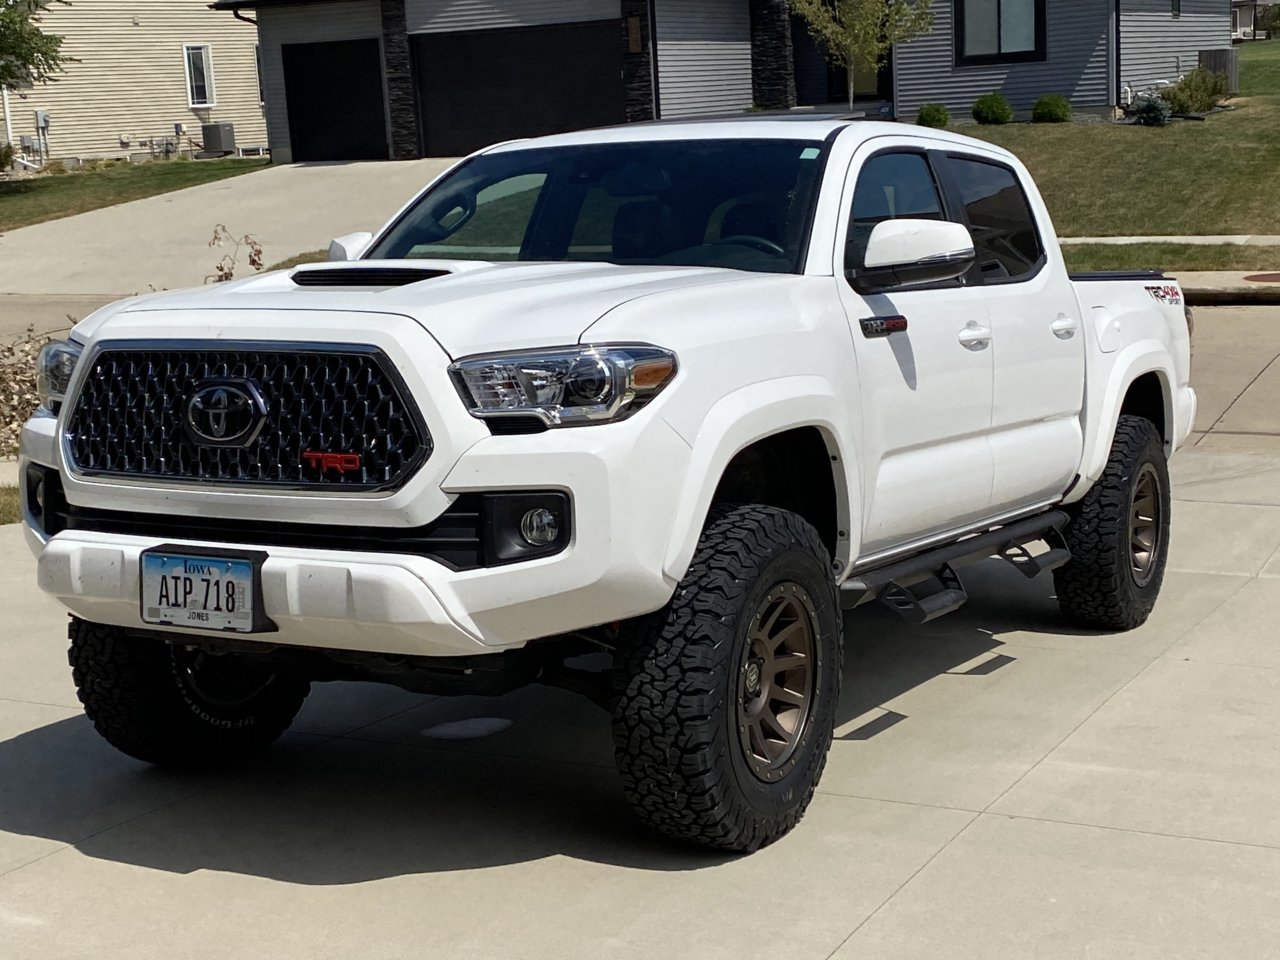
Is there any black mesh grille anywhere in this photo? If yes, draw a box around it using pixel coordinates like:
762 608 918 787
65 345 431 489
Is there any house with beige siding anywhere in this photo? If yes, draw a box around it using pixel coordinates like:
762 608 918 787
1 0 267 164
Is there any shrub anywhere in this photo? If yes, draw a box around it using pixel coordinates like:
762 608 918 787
42 160 67 175
1132 95 1172 127
1032 93 1072 123
1163 68 1228 114
972 92 1014 125
916 103 950 128
1 327 55 455
0 142 14 169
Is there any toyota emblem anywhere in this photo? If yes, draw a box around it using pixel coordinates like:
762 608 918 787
185 379 267 447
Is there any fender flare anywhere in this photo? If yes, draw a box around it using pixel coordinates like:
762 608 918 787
1072 341 1175 501
661 377 860 581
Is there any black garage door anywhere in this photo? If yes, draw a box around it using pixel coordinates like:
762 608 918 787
412 20 626 157
282 38 388 162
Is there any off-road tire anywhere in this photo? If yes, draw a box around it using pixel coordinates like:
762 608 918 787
612 505 842 852
1055 415 1171 630
68 617 310 767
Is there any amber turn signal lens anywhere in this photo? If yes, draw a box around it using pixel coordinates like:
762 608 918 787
632 358 676 390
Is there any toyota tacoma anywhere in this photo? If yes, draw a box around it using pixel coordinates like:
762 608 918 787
19 118 1195 851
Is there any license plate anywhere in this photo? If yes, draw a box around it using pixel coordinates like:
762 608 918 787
141 551 256 633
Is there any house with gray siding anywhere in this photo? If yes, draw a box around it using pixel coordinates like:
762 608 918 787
211 0 1233 162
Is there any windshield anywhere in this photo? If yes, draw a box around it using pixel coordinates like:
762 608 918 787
366 138 829 274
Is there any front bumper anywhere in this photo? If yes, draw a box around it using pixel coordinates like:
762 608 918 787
21 366 693 659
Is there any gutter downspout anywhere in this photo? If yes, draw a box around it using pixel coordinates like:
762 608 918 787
2 87 13 149
233 9 257 25
1114 0 1123 110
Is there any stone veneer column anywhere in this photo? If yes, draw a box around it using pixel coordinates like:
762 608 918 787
380 0 421 159
620 0 657 122
749 0 796 112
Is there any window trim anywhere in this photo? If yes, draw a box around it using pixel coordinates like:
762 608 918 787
183 43 216 109
953 0 1048 67
935 150 1047 287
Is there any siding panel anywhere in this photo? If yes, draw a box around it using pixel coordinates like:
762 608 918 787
256 0 383 163
894 0 1114 119
405 0 620 33
655 0 753 118
1120 0 1232 96
1 0 267 161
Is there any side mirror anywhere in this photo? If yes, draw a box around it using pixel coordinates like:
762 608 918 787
327 231 374 262
850 219 975 294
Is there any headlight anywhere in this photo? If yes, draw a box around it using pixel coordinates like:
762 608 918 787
450 345 678 427
36 339 84 410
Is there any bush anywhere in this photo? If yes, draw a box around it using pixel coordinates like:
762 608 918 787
42 160 67 175
1132 95 1172 127
1 327 54 455
972 92 1014 125
916 103 950 128
1163 68 1229 114
1032 93 1072 123
0 142 14 169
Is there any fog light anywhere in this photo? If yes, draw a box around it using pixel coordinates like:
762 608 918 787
520 508 559 546
33 477 45 513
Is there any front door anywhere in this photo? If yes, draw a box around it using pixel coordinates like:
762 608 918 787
834 144 995 557
935 152 1084 513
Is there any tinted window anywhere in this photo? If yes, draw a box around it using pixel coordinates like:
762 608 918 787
946 157 1043 281
846 152 944 272
367 139 828 275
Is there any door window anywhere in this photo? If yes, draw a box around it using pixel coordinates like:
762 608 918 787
944 157 1043 282
845 152 945 274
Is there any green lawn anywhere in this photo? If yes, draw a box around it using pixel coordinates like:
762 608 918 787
0 486 18 525
0 158 270 233
1063 243 1280 273
961 41 1280 240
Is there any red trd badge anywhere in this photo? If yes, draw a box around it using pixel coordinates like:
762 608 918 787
304 452 362 474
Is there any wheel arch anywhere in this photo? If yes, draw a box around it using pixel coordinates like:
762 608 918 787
661 377 859 582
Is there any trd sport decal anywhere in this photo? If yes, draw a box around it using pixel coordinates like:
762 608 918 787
1145 285 1183 306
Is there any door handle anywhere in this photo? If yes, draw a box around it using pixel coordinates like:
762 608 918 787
958 323 992 349
1051 314 1078 340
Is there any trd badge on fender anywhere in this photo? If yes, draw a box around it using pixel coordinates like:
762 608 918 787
184 379 268 447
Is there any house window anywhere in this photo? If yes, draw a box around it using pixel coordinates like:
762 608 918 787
1173 0 1181 17
955 0 1047 66
184 44 216 108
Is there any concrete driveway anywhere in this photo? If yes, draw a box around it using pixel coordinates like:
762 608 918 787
2 309 1280 958
0 159 455 298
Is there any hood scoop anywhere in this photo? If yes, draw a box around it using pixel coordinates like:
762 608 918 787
291 265 450 288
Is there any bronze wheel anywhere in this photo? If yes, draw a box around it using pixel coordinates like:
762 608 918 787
737 582 817 782
1129 462 1162 587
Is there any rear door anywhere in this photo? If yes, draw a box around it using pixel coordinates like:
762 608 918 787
834 142 995 556
935 152 1085 512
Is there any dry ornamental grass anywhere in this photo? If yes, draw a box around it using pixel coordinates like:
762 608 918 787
1 326 57 455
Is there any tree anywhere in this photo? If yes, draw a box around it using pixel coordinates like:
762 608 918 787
0 1 70 90
790 0 933 109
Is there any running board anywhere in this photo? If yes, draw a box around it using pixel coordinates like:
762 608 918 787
841 510 1071 615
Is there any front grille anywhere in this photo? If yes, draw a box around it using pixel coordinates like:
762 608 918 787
50 495 484 571
65 344 430 490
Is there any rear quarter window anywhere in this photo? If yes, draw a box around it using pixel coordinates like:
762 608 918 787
945 157 1044 282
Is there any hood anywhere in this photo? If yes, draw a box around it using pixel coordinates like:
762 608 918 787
81 260 765 358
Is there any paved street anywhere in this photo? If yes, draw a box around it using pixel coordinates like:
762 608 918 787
2 308 1280 958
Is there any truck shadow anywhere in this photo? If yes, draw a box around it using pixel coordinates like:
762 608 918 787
0 558 1098 883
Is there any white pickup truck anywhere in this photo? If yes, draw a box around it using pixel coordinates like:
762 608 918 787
20 118 1195 852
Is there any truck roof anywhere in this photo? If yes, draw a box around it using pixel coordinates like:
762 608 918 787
484 115 1016 160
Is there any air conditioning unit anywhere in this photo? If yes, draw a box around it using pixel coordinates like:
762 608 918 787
201 122 236 156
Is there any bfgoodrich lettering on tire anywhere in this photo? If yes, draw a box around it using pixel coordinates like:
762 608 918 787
68 617 310 767
612 504 842 852
1055 415 1171 630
